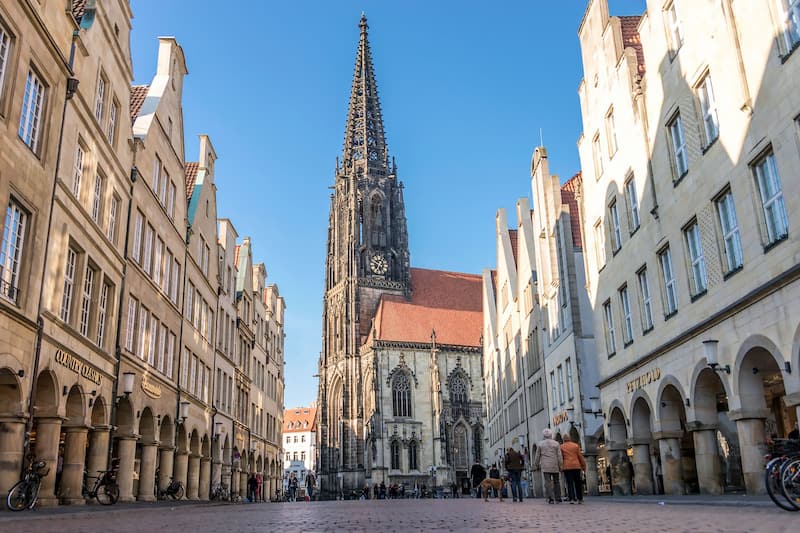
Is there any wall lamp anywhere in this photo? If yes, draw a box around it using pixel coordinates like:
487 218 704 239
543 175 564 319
587 397 605 419
214 422 223 441
703 340 730 374
566 407 581 428
116 372 135 403
178 401 189 424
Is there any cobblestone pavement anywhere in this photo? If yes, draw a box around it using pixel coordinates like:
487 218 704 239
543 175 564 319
0 497 797 532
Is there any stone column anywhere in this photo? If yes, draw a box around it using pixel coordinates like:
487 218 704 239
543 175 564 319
691 427 723 495
157 447 174 492
230 467 239 496
60 426 89 504
222 462 231 493
0 417 26 502
607 443 632 496
655 432 684 496
211 459 222 488
735 417 767 494
34 416 63 507
584 453 599 496
629 440 653 496
199 458 211 500
116 436 138 502
85 426 110 479
174 451 188 498
240 470 247 499
137 441 158 501
187 453 200 499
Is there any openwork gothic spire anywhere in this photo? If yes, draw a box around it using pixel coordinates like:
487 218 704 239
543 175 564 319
341 13 390 177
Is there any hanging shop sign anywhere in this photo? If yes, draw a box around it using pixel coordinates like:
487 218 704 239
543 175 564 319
54 348 102 385
141 375 162 399
626 367 661 394
552 411 569 426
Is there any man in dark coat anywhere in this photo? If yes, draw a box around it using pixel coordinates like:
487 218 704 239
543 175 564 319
504 447 525 502
470 463 487 498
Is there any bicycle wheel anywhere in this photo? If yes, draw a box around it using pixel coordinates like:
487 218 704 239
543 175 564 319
779 457 800 511
766 457 797 512
96 482 120 505
6 480 29 511
171 483 184 500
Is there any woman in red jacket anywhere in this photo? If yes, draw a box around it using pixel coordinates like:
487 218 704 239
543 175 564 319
559 434 587 503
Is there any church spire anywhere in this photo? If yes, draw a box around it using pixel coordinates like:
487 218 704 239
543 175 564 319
341 13 390 177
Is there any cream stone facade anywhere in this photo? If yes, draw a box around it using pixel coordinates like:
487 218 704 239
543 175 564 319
577 0 800 496
0 1 286 507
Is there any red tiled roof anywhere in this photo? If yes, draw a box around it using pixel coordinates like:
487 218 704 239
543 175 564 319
620 16 645 75
561 172 583 249
508 229 519 270
284 407 316 433
130 85 149 121
234 244 241 266
71 0 86 22
185 162 199 200
373 268 482 347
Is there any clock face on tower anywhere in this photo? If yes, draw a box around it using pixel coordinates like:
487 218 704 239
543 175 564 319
369 253 389 275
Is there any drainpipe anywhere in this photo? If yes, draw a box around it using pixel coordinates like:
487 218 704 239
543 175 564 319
24 30 79 465
174 226 191 461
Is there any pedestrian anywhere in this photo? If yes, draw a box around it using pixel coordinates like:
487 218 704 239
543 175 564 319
534 428 563 504
504 446 525 502
288 472 298 502
256 472 263 502
247 474 258 502
488 463 501 497
400 483 406 499
373 483 379 500
306 471 316 500
379 481 386 500
470 463 487 498
560 435 586 504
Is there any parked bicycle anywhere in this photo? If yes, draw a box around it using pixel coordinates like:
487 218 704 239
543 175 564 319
765 438 800 511
83 467 120 505
210 482 229 501
6 455 49 511
155 468 185 500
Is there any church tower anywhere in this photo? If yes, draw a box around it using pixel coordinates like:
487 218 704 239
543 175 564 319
318 14 410 495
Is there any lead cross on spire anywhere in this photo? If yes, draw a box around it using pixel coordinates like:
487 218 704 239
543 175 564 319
341 13 390 177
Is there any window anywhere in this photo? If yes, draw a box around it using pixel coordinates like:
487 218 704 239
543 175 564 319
605 108 617 156
668 113 688 178
124 297 137 351
684 222 707 295
107 196 118 243
142 224 154 275
566 358 574 400
659 247 678 316
624 177 640 232
665 1 683 52
592 133 603 177
19 70 45 152
550 371 557 410
0 201 27 303
603 300 616 355
79 263 94 337
94 76 105 121
160 169 169 206
0 23 10 101
637 268 654 332
152 157 162 195
408 441 418 470
153 237 164 286
171 259 180 303
778 0 800 52
107 100 118 144
203 243 210 276
148 315 158 366
716 190 743 272
60 248 77 323
157 323 167 372
167 181 176 219
593 220 606 268
753 152 788 244
91 174 103 223
167 332 176 378
190 355 197 395
449 375 468 404
392 372 412 417
72 146 84 198
390 441 400 470
132 211 143 262
619 285 633 345
137 307 149 359
557 365 565 405
698 75 719 145
609 200 622 252
96 281 109 347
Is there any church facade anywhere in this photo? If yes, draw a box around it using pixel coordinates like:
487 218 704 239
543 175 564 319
317 15 487 498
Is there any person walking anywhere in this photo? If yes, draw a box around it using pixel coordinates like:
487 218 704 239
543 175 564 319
488 463 501 497
504 447 525 502
288 472 298 502
560 435 586 504
534 428 563 504
306 471 316 501
470 463 486 498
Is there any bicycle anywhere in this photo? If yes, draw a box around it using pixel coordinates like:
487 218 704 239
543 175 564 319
210 483 229 501
155 474 185 500
765 438 800 512
6 456 49 511
83 468 120 505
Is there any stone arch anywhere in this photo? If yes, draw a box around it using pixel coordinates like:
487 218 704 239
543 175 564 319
630 391 654 439
64 384 86 427
607 405 628 444
658 383 687 433
34 369 59 417
390 369 413 417
222 435 231 464
732 334 786 401
692 368 728 426
386 362 418 388
139 407 156 442
176 423 188 453
447 368 471 404
0 367 23 416
256 455 263 473
116 397 135 435
189 429 200 455
90 396 107 427
201 434 210 458
689 359 733 416
159 415 174 446
568 425 581 444
240 450 249 473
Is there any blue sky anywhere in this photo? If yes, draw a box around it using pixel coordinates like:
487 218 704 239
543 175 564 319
130 0 646 409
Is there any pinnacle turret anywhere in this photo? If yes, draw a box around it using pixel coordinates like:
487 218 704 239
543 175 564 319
341 14 390 177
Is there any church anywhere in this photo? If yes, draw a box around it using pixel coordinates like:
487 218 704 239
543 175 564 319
317 15 487 498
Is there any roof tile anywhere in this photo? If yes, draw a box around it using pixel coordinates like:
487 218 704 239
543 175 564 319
130 85 149 121
185 162 199 200
561 172 583 249
284 407 317 433
620 16 645 75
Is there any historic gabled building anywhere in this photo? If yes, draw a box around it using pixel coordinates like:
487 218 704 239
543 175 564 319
317 15 486 498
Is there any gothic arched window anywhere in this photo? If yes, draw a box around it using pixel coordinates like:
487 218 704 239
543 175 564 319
390 440 400 470
453 425 468 469
449 375 468 405
408 440 418 470
370 198 383 246
392 372 411 418
473 427 482 463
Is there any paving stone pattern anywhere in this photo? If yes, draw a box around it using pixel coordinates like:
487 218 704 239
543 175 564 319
0 498 797 532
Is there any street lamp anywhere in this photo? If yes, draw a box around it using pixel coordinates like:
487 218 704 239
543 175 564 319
116 372 135 403
214 421 223 440
588 397 604 419
703 340 730 374
567 406 581 428
179 401 189 423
